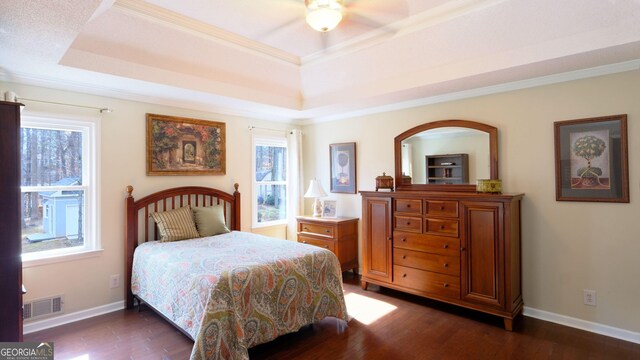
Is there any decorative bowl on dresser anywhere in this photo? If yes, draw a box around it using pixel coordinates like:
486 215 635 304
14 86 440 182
296 216 359 275
361 119 524 331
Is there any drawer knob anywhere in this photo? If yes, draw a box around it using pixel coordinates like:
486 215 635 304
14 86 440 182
402 273 407 278
402 238 407 242
387 236 393 241
443 283 449 288
325 229 330 233
406 221 411 225
407 204 411 208
440 225 445 230
324 245 329 249
402 255 407 259
302 241 307 244
303 227 309 230
443 263 448 268
440 206 445 210
443 244 448 249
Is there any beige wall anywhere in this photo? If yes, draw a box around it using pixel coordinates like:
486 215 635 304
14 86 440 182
1 82 293 316
303 70 640 333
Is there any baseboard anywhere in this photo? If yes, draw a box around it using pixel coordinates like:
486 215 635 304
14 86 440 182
23 301 125 335
523 306 640 344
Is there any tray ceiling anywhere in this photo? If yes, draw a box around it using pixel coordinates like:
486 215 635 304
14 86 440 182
1 0 640 122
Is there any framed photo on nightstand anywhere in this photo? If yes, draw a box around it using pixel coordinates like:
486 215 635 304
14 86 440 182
322 200 337 218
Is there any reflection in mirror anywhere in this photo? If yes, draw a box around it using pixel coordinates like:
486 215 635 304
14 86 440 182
401 127 490 185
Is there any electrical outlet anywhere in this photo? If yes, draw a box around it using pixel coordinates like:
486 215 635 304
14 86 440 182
110 274 120 289
583 289 596 306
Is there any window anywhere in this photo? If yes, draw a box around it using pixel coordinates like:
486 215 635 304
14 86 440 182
20 116 98 262
252 136 287 227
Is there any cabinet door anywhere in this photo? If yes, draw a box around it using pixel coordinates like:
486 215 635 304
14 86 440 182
461 201 504 309
362 197 393 282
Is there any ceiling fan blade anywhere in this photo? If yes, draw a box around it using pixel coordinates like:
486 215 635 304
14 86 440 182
259 17 303 39
345 11 396 33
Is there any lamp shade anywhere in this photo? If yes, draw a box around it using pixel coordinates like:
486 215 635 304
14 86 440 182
304 179 327 198
305 0 343 32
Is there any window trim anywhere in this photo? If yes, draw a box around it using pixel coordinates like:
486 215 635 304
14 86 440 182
20 114 101 265
252 135 288 228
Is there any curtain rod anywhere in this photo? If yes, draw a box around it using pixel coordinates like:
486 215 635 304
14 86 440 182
248 126 296 135
16 97 113 113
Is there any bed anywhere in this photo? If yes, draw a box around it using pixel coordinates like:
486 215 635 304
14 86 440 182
124 184 348 360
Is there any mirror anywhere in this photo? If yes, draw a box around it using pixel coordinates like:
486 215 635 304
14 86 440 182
395 120 498 192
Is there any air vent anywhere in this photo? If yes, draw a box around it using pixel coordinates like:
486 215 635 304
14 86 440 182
23 295 64 321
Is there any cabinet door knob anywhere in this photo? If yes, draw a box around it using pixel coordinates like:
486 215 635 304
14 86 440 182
387 236 393 241
443 244 448 249
443 283 449 288
461 247 466 251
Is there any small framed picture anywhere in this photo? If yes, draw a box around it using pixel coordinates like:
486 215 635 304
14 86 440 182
322 200 337 218
554 114 629 202
330 142 357 193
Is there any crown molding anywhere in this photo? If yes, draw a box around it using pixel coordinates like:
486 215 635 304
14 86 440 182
299 59 640 124
112 0 301 66
0 70 298 123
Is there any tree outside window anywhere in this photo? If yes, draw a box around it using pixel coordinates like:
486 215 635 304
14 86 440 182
253 137 287 226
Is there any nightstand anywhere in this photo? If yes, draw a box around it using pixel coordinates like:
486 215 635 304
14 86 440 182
296 216 359 275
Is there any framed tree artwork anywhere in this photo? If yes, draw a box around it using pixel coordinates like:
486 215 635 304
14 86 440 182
330 142 357 193
554 114 628 202
146 113 226 175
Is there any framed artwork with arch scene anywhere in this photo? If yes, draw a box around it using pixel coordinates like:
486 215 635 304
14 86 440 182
146 113 226 176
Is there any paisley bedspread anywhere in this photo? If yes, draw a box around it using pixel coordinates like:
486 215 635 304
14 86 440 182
131 231 348 360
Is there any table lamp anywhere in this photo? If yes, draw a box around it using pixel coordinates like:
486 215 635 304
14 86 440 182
304 179 327 217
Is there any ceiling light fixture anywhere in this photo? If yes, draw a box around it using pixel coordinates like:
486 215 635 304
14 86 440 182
305 0 343 32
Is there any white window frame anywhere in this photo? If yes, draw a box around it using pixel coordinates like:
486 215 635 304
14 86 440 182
21 114 101 266
252 135 288 228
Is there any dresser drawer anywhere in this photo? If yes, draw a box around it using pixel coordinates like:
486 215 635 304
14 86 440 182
394 248 460 276
394 216 423 233
393 231 460 257
425 218 459 237
395 199 422 215
393 265 460 299
425 200 458 218
298 236 335 252
298 222 334 238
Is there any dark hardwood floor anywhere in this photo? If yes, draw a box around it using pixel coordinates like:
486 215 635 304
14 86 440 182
25 273 640 359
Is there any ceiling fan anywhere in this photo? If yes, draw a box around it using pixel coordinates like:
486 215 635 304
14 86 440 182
304 0 345 32
300 0 393 33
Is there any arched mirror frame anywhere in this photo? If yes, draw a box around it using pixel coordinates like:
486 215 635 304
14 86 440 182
394 119 498 192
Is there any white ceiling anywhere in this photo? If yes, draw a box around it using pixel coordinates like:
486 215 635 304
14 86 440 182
1 0 640 123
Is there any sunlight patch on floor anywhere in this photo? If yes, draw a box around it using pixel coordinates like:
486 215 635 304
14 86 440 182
345 292 397 325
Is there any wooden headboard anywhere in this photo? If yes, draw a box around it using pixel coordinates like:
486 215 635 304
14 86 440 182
124 184 241 309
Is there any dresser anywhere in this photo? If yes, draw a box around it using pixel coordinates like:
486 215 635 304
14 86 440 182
0 101 24 341
296 216 359 274
361 190 523 330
